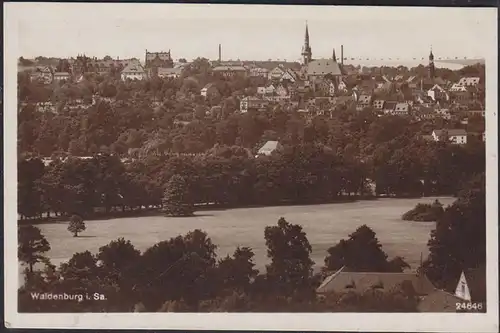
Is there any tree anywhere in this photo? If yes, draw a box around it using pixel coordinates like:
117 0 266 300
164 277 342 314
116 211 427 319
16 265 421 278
18 158 45 219
67 214 86 237
217 246 258 293
324 225 410 273
97 238 141 288
422 173 486 291
138 229 218 309
18 225 51 275
162 174 194 217
264 217 314 298
97 238 142 308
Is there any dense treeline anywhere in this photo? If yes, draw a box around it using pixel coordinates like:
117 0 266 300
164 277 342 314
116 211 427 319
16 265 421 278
18 174 485 312
19 133 484 220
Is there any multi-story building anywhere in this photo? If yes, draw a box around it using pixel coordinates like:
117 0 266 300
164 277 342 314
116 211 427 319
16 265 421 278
53 72 71 82
145 50 174 68
432 129 467 144
458 77 481 87
240 96 269 113
157 67 183 79
392 102 410 116
249 67 269 78
212 65 248 78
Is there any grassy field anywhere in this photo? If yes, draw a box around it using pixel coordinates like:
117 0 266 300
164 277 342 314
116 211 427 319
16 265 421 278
29 196 456 274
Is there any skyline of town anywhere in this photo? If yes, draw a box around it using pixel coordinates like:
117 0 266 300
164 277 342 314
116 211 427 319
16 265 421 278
11 4 495 63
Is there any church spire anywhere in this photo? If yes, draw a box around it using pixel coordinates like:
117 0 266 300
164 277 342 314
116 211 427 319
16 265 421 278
429 45 435 78
301 21 312 65
305 21 310 46
332 48 337 62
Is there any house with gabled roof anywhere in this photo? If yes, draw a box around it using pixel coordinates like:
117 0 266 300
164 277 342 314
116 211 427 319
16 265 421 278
121 63 147 81
316 266 436 296
454 265 486 304
268 66 287 81
30 66 53 84
427 84 449 102
281 69 299 83
393 102 410 116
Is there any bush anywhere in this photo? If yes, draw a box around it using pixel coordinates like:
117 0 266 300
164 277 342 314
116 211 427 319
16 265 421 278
402 200 444 222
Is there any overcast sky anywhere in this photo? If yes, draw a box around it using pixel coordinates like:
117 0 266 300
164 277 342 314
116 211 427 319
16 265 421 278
8 3 496 63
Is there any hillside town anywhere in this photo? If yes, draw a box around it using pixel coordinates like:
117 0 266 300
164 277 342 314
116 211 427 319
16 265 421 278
19 23 485 162
17 21 487 315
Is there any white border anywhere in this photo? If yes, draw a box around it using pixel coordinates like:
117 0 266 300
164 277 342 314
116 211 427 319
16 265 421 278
4 3 498 332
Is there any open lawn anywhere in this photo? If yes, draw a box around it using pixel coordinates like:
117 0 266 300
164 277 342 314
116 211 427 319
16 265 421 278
26 197 456 276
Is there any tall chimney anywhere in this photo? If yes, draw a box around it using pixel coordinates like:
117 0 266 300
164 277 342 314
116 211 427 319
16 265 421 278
341 45 344 65
218 44 221 62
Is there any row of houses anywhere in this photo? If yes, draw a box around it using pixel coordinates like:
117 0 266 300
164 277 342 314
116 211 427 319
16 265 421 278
29 66 72 85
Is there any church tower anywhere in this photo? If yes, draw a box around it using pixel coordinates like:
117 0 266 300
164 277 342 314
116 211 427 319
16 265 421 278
429 46 435 78
301 22 312 65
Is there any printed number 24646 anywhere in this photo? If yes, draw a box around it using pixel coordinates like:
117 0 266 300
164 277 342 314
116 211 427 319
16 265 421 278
456 302 483 311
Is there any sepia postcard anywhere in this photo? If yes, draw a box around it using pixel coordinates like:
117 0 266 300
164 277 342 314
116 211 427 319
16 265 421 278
3 2 498 332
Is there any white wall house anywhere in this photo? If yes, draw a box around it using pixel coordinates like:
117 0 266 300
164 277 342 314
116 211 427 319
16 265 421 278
458 77 480 87
432 129 467 145
121 64 147 81
240 96 269 113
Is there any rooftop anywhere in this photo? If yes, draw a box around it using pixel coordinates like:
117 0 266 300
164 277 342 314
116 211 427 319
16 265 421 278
213 65 247 72
307 59 342 76
122 63 146 74
257 141 281 155
317 267 436 296
433 129 467 136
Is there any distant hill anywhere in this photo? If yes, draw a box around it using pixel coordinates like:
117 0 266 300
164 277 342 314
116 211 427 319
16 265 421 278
435 58 485 66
